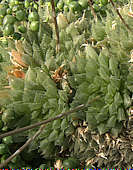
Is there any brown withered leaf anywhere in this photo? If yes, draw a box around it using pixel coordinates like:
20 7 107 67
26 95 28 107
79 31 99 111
128 11 133 17
10 49 28 68
54 160 63 169
51 64 68 83
8 69 25 79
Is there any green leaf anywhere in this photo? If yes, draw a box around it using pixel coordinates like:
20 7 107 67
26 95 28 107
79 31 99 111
34 90 46 103
69 61 78 74
88 96 105 111
2 109 15 124
24 80 43 90
95 112 108 124
98 66 110 83
77 82 89 94
73 34 85 47
86 57 99 75
100 79 108 94
32 41 43 66
97 123 109 135
61 118 68 132
41 143 55 157
98 50 109 68
36 69 49 84
73 92 88 104
110 76 121 90
10 90 23 101
107 83 117 97
107 115 117 128
86 108 97 129
127 85 133 92
66 22 79 37
114 92 123 107
85 45 98 61
22 54 36 67
12 102 31 115
15 113 30 128
65 125 75 136
48 129 59 142
42 102 49 114
63 157 79 169
58 98 66 112
32 110 40 119
95 105 109 123
40 139 49 149
92 21 106 41
26 30 38 45
105 92 114 104
46 86 58 98
109 102 117 115
52 119 61 130
38 22 51 43
65 40 73 50
93 76 102 89
76 55 86 73
25 67 37 82
127 71 133 86
111 123 122 137
88 83 100 94
123 92 131 108
23 39 33 56
10 78 24 90
43 77 57 90
109 56 120 77
55 132 64 145
29 103 42 112
58 90 68 102
23 89 35 102
117 107 126 121
39 124 52 139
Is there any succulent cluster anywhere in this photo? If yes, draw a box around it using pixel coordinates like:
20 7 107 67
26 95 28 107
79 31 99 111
0 0 128 38
0 0 39 38
0 0 132 168
48 0 121 14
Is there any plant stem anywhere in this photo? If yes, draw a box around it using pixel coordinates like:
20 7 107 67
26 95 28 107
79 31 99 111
51 0 60 52
88 0 97 22
0 124 45 168
0 96 100 168
0 96 100 139
110 0 132 32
